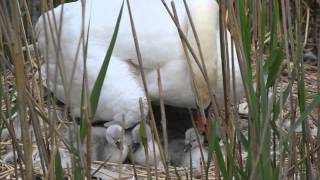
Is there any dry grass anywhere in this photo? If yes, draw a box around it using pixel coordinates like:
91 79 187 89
1 0 320 179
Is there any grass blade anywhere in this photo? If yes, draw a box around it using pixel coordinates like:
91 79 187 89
289 95 320 134
80 17 92 142
79 1 124 141
189 150 193 180
90 1 124 117
206 117 228 179
55 150 64 180
266 47 284 88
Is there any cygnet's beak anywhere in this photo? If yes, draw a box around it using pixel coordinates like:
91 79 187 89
115 141 121 149
132 142 140 153
184 143 192 152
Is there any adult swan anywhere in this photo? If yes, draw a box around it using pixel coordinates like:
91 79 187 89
36 0 243 129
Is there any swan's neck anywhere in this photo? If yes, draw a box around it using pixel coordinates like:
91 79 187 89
185 0 219 108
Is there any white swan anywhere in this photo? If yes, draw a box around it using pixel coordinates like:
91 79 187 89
36 0 243 127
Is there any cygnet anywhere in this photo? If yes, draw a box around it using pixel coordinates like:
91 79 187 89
91 124 128 163
181 128 208 177
130 123 163 168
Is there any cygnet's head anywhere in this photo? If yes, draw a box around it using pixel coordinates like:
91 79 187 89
131 123 152 152
132 123 152 143
184 128 205 152
105 124 124 149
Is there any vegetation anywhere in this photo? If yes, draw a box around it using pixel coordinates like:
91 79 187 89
0 0 319 179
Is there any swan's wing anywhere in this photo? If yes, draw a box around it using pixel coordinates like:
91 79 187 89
35 1 83 104
36 1 147 127
88 56 147 128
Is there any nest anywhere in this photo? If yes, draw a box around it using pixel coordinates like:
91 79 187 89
89 161 218 179
0 160 15 179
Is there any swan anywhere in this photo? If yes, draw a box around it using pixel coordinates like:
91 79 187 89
62 124 128 162
35 0 243 127
130 123 163 168
168 128 208 177
181 128 208 177
93 124 128 162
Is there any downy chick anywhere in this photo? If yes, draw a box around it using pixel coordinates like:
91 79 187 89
92 124 128 163
130 123 163 168
181 128 208 177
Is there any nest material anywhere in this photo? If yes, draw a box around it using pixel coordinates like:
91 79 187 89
0 160 15 179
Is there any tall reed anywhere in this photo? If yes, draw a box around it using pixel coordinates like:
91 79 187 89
0 0 318 179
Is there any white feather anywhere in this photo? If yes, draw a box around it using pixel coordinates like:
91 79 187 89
35 0 243 126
